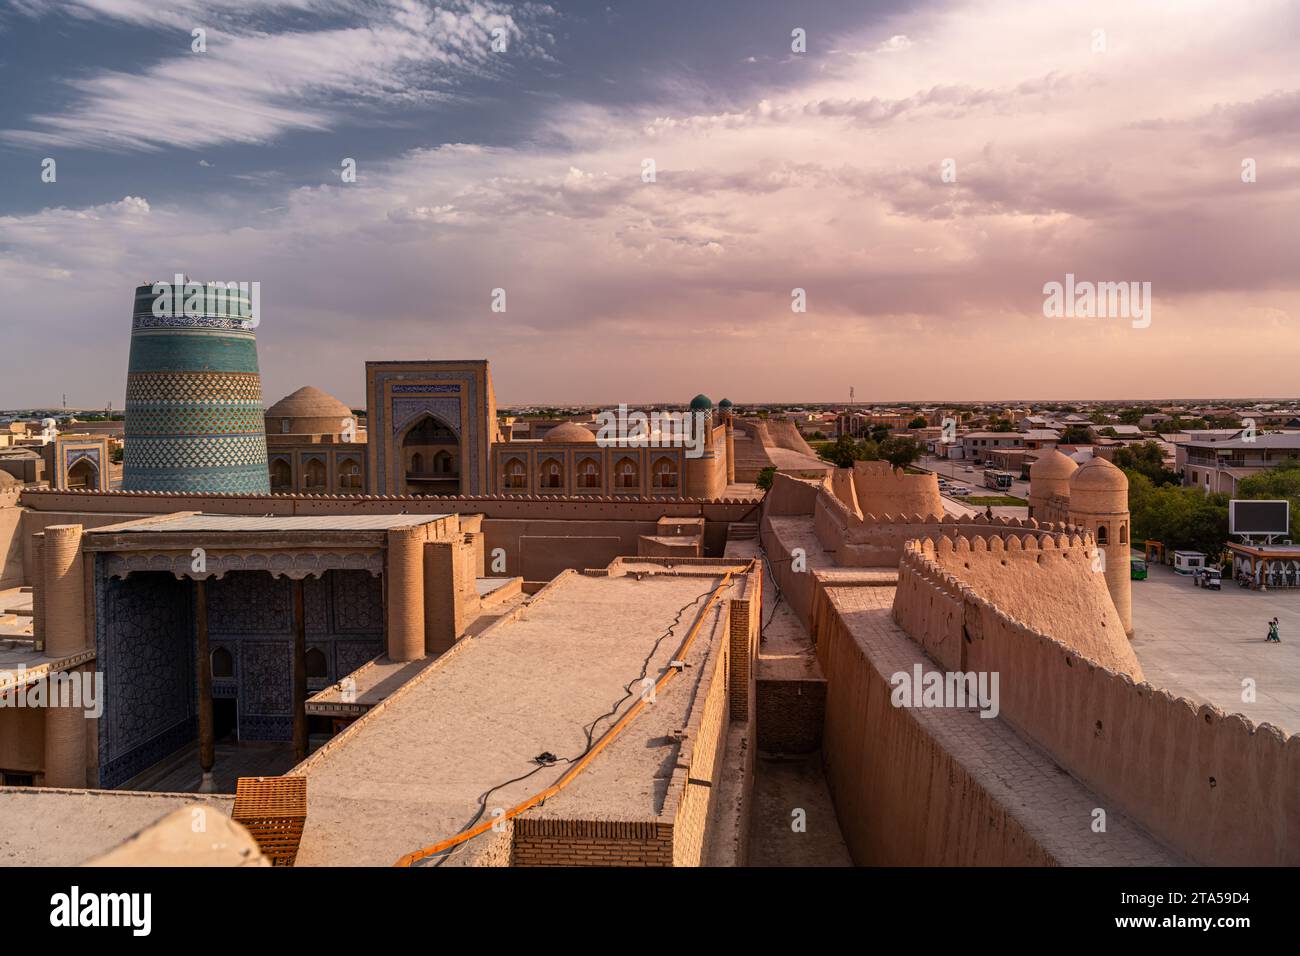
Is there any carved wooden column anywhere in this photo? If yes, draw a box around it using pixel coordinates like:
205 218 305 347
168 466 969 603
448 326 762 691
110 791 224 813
293 577 308 761
195 577 216 792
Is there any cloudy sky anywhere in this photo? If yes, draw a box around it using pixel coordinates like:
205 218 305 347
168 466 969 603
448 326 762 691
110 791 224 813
1 0 1297 407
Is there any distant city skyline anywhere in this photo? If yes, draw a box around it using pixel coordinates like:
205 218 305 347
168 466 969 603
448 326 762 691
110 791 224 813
2 0 1298 406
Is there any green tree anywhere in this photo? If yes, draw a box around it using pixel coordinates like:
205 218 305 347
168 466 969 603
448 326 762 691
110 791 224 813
878 436 921 469
907 416 928 429
819 435 879 468
1128 474 1230 558
756 466 777 491
1114 441 1178 486
1061 425 1091 443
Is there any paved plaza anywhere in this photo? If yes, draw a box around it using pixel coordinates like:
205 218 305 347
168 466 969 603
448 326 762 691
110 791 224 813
1131 562 1300 733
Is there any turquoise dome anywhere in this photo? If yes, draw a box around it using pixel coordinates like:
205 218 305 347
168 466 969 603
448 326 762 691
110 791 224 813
689 394 713 411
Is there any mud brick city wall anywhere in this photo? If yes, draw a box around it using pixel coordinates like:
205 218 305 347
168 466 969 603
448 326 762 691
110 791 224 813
893 541 1300 866
812 584 1056 866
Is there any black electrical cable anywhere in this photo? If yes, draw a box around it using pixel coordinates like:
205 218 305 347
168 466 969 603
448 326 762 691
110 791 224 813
422 574 734 867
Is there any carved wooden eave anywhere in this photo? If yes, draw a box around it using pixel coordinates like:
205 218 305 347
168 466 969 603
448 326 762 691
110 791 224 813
100 549 383 581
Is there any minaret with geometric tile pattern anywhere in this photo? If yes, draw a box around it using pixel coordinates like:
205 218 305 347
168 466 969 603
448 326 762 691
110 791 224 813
122 280 270 493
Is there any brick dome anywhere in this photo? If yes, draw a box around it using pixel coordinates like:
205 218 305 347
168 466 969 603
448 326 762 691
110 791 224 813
543 422 596 443
1029 449 1079 480
1070 457 1128 510
265 386 354 435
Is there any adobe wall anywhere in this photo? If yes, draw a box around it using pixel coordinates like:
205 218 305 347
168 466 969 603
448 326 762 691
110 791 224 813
850 461 942 519
18 510 149 586
763 472 824 516
17 489 760 583
813 583 1056 865
756 679 825 753
760 419 818 457
0 706 45 775
667 605 733 866
811 481 1076 569
18 488 758 520
904 534 1141 678
893 540 1300 866
0 491 23 587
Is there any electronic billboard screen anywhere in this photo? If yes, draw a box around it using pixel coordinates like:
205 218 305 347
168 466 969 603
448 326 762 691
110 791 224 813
1230 500 1291 536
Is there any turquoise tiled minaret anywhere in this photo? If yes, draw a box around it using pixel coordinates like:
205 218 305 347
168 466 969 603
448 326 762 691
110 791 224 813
122 281 271 493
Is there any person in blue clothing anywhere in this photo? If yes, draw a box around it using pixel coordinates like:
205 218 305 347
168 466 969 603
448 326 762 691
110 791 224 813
1266 617 1280 643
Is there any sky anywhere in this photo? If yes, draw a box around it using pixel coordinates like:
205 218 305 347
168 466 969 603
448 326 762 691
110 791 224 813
0 0 1297 408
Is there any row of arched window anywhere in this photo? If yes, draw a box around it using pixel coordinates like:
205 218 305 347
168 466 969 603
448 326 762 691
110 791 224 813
270 457 363 492
502 455 679 491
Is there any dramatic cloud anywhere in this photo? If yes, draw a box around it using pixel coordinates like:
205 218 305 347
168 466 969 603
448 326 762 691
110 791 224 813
1 0 1298 405
2 1 553 150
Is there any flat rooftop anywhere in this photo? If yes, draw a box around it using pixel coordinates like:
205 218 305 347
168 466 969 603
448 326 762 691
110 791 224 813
290 568 747 866
0 788 233 866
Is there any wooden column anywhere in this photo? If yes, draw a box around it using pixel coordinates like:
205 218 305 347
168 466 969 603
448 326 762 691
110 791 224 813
195 578 215 790
293 578 308 761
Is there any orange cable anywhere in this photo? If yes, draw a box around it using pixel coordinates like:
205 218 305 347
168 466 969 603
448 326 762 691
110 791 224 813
393 563 749 867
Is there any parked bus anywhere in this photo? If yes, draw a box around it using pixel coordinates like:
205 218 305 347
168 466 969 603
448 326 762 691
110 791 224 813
983 469 1015 491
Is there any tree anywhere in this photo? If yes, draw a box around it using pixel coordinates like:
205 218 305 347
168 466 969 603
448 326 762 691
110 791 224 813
1061 425 1091 443
988 418 1014 433
1114 441 1178 486
878 436 920 469
907 416 928 429
756 466 777 491
819 434 879 468
1128 473 1229 558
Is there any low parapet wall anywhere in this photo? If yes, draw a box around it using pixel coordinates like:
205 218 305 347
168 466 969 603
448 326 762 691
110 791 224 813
893 539 1300 866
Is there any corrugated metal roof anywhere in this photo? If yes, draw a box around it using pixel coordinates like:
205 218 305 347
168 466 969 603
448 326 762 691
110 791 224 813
102 514 450 533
